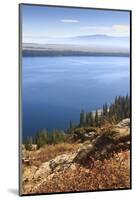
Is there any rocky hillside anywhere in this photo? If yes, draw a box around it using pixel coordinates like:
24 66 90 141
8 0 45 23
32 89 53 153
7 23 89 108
21 119 130 194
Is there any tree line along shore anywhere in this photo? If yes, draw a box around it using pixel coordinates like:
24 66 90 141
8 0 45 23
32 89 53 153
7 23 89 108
24 95 130 150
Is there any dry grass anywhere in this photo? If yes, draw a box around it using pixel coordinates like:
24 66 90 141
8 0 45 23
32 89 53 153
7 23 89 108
22 136 130 195
24 143 80 167
34 150 130 194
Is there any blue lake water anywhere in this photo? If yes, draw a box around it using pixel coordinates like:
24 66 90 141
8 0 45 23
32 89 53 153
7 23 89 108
22 56 130 139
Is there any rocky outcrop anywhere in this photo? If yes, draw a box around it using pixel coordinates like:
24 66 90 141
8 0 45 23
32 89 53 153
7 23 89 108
72 119 130 143
22 119 130 194
73 124 130 165
34 153 77 180
71 127 98 142
22 152 78 194
116 118 130 128
73 143 95 165
33 125 130 177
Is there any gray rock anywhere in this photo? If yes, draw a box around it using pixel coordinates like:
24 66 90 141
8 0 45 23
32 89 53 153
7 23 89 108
34 162 52 179
73 131 97 142
34 153 77 179
116 118 130 128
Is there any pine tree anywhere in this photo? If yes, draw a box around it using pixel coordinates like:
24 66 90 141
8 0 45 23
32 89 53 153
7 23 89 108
80 109 86 126
86 112 89 126
88 112 93 126
95 109 99 127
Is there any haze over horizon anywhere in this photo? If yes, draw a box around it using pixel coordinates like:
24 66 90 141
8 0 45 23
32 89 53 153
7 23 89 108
22 5 130 50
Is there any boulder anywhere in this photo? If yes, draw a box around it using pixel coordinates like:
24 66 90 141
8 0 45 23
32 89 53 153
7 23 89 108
49 153 77 172
34 152 77 180
116 118 130 128
34 162 52 180
73 143 95 165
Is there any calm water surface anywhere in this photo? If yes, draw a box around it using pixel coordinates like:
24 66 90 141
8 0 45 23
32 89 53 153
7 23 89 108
22 56 129 139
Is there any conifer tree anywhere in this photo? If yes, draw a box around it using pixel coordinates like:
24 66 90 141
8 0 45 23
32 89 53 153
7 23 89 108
80 109 86 126
95 109 99 127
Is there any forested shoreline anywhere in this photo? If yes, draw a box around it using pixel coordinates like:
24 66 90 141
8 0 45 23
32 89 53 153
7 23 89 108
24 95 130 150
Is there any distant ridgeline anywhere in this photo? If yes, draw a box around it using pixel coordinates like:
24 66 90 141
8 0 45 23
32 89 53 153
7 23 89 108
24 95 130 150
22 43 129 57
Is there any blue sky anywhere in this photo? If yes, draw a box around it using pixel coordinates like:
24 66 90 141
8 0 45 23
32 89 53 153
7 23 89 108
22 5 130 44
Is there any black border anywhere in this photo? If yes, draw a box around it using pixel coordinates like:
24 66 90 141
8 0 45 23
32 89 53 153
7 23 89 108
19 3 132 196
19 3 22 196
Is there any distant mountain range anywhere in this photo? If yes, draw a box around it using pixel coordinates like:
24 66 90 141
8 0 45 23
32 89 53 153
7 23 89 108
22 34 129 57
72 34 128 39
70 34 129 48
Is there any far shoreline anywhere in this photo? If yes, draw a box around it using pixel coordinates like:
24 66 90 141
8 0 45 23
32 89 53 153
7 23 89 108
22 52 129 57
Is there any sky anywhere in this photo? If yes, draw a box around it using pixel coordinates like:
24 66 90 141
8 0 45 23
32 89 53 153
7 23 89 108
21 4 130 44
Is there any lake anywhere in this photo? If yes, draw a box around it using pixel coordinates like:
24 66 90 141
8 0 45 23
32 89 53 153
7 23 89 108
22 56 130 139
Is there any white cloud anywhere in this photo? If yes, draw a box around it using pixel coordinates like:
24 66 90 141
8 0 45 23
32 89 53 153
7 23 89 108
80 25 129 37
61 19 79 23
112 25 129 35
